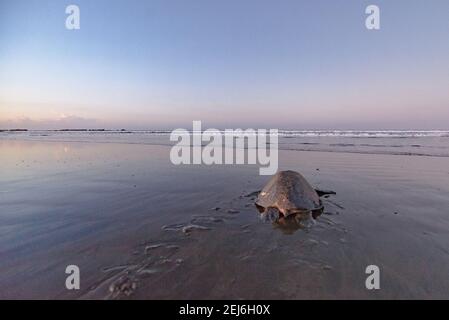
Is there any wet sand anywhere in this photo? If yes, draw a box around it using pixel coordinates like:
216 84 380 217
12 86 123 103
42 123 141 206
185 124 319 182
1 139 449 299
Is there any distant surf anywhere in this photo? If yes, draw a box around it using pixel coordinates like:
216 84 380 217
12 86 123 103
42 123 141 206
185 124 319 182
2 130 449 157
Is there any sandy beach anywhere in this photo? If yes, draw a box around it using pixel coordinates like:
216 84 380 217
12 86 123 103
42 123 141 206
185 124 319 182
1 134 449 299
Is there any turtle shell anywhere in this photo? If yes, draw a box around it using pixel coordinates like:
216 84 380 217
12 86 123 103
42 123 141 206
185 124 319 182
255 170 322 217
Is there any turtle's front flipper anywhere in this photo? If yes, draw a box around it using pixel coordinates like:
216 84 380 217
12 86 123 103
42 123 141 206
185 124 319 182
315 189 336 197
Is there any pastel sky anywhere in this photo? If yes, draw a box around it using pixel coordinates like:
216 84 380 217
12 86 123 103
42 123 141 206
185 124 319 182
1 0 449 130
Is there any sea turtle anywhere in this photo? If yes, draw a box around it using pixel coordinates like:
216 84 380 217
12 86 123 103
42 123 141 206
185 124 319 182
255 170 325 221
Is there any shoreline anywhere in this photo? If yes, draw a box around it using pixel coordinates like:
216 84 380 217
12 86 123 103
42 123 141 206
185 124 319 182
2 134 449 158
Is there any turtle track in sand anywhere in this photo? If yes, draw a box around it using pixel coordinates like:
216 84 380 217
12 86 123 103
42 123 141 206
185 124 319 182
82 175 345 299
84 196 248 299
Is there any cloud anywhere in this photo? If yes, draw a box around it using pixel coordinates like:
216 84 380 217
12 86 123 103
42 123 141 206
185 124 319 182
0 115 98 130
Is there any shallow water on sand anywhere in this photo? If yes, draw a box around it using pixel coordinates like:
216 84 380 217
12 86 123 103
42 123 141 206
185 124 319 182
3 130 449 157
1 139 449 299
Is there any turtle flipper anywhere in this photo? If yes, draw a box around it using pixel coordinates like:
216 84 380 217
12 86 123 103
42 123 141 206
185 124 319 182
315 189 336 197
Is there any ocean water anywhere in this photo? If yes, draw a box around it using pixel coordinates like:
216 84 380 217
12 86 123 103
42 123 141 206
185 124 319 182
2 130 449 157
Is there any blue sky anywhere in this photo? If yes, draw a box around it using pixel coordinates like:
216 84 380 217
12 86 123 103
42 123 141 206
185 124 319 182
1 0 449 129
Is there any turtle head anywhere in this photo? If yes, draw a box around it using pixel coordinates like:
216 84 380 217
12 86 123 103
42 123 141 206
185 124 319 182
259 207 280 222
